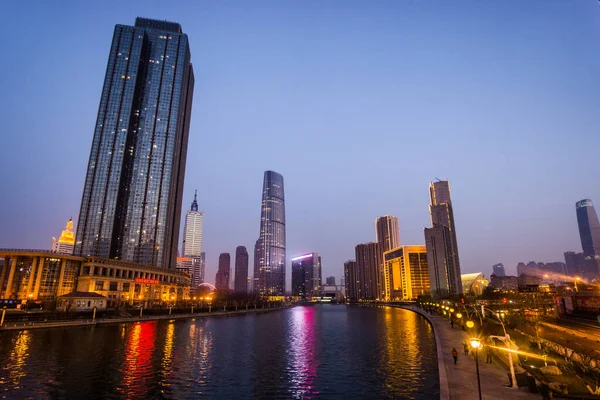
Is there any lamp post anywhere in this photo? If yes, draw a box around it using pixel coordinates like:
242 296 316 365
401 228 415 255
471 338 483 400
482 306 517 388
574 276 580 292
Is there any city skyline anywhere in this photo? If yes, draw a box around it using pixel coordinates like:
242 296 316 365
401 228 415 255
1 1 599 285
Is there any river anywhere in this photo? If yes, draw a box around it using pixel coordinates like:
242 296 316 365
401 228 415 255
0 305 439 399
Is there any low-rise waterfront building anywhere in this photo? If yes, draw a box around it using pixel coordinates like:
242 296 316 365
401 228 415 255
56 291 107 312
0 249 190 307
460 272 488 296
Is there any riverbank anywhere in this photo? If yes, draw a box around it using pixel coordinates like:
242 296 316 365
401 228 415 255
0 306 289 331
394 305 539 400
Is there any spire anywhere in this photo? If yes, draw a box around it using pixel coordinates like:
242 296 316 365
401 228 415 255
191 190 198 211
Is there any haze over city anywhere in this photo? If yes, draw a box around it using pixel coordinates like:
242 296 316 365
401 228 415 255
1 0 599 284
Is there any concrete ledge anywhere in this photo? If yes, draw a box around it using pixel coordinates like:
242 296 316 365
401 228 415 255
0 307 287 331
397 305 450 400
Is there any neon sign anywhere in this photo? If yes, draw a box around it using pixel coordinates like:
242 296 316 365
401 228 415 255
135 278 159 285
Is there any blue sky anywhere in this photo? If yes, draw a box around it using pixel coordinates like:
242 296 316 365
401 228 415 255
0 0 599 285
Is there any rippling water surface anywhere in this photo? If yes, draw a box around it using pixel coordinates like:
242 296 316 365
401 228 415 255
0 305 439 399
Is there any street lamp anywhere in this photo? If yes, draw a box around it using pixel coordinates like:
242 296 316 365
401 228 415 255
574 276 581 292
466 320 475 329
470 338 483 400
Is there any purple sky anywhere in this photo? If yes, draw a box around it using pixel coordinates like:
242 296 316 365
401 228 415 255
1 1 599 285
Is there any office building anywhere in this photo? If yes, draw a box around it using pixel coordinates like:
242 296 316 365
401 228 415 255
344 260 358 301
255 171 286 296
576 199 600 257
234 246 249 294
326 276 336 286
182 191 203 257
424 180 462 297
355 242 382 300
215 253 231 291
193 253 205 288
492 263 505 277
383 246 430 301
375 216 400 253
52 219 76 255
291 253 322 298
74 17 195 269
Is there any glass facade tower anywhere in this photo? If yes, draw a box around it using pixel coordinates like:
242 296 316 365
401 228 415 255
255 171 286 296
234 246 249 294
74 18 194 269
576 199 600 257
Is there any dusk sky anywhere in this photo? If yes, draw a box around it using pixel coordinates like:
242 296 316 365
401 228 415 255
1 0 599 285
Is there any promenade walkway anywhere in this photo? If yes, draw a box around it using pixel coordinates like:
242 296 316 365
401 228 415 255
405 306 539 400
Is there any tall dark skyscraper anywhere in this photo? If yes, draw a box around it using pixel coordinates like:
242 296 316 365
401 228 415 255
291 253 322 299
576 199 600 257
424 180 462 297
492 263 506 277
255 171 286 296
344 260 358 301
74 18 195 269
375 216 400 253
355 242 383 300
215 253 231 291
234 246 249 294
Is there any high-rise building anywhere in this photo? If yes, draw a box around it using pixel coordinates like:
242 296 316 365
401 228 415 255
51 219 76 255
234 246 249 294
576 199 600 257
255 171 286 296
492 263 506 277
355 242 382 300
253 239 260 294
344 260 358 301
326 276 336 286
74 17 195 269
424 180 462 297
291 253 322 298
193 252 205 288
182 191 203 257
383 246 430 301
215 253 231 291
375 216 400 254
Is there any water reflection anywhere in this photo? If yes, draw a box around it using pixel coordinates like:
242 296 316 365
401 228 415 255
0 330 30 388
119 321 157 398
0 306 439 399
288 306 318 398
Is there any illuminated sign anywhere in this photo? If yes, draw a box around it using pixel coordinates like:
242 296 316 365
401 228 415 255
291 254 313 261
135 278 159 285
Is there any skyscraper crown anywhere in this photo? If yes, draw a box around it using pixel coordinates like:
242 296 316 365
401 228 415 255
191 190 198 212
135 17 182 33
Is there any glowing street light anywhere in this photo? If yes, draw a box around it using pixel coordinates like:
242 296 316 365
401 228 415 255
470 338 483 400
456 313 462 319
466 320 475 329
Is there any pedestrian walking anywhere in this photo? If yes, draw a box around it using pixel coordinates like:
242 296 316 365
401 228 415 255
463 342 469 355
452 348 458 364
450 319 454 328
485 346 492 363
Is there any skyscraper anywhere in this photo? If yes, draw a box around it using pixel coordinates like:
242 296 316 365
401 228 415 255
375 216 400 253
255 171 286 296
344 260 358 301
492 263 506 277
576 199 600 257
182 190 204 257
424 180 462 297
326 276 336 286
291 253 322 299
355 242 382 300
234 246 249 294
74 18 195 269
383 246 430 301
215 253 231 291
193 252 205 288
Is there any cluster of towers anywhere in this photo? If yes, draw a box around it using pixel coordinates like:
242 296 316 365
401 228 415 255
345 180 463 301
